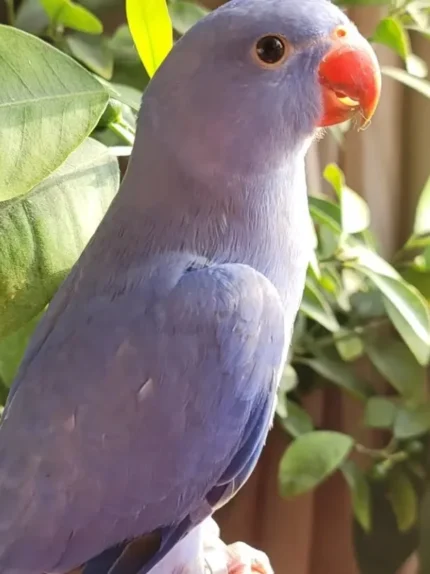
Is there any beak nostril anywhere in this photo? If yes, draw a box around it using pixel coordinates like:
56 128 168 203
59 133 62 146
334 26 347 39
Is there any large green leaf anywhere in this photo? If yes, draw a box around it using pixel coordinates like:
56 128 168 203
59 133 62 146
0 139 119 340
126 0 173 77
279 431 354 497
0 25 109 201
0 313 42 387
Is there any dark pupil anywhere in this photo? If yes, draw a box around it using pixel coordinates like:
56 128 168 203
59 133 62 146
256 36 285 64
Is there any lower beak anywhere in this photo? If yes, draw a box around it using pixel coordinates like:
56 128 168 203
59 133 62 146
317 25 381 129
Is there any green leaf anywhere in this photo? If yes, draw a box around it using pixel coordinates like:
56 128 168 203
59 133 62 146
0 313 42 386
65 33 114 79
372 17 410 61
342 460 372 532
300 282 340 332
348 259 430 365
335 330 364 362
299 355 372 400
323 164 370 234
384 291 430 367
169 1 209 35
308 196 342 234
102 82 142 112
341 187 371 234
354 481 420 574
365 339 426 403
387 471 418 532
278 431 354 498
109 24 149 91
126 0 173 77
279 364 298 394
394 404 430 439
414 175 430 236
278 400 314 438
0 139 119 339
40 0 103 34
0 25 109 201
323 163 344 195
401 267 430 301
341 244 400 279
382 66 430 98
364 397 398 429
406 53 428 78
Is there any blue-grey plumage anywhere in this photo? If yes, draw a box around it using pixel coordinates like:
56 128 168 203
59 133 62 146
0 0 380 572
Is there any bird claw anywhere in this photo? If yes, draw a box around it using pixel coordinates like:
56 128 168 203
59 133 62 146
225 542 273 574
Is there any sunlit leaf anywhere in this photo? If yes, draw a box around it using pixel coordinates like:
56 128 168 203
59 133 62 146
126 0 173 77
372 17 410 61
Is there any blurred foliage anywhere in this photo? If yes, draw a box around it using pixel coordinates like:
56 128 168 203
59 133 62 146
1 0 430 571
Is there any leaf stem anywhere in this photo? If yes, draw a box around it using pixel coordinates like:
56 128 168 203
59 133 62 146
301 317 389 352
108 122 135 146
5 0 15 26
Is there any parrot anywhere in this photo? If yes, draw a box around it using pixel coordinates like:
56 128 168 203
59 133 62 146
0 0 381 572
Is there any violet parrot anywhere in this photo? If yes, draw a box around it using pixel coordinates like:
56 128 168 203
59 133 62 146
0 0 380 572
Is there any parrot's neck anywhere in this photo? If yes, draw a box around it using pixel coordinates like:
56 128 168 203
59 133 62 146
92 127 312 316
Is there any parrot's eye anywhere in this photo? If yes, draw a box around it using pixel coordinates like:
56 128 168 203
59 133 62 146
254 35 289 67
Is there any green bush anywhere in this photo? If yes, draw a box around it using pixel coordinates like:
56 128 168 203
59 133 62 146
1 0 430 571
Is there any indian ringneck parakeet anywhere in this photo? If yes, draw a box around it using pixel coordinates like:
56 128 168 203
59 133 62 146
0 0 380 572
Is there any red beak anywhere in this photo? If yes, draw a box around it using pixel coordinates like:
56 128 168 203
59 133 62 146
317 25 381 129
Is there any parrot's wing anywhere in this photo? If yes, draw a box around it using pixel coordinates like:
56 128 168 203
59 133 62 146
0 252 287 574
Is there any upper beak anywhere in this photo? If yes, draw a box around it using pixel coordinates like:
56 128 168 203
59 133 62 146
317 25 381 129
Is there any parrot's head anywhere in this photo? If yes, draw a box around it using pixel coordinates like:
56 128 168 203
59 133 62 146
139 0 381 174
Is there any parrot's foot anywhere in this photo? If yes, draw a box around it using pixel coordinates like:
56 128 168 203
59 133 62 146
225 542 273 574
